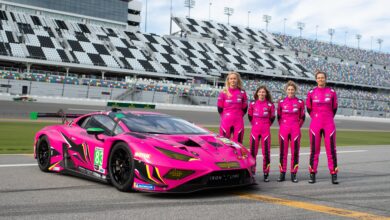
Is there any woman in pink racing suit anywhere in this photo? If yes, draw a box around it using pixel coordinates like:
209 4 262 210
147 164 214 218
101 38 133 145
277 81 305 183
217 72 248 144
306 70 339 184
248 85 275 182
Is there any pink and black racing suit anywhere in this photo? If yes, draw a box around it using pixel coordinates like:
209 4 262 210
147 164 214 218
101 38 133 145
277 97 305 174
306 87 338 174
217 88 248 143
248 100 275 174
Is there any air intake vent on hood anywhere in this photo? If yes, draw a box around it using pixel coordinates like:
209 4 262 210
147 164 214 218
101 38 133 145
179 139 201 147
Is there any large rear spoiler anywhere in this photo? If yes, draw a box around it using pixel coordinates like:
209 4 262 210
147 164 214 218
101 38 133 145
30 109 84 123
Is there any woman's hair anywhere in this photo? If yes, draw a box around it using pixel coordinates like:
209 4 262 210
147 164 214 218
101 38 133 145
254 85 272 102
315 70 327 79
223 71 244 96
285 80 298 93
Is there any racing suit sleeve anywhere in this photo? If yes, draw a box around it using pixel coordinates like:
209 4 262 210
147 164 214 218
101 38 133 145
217 91 225 114
306 91 312 115
277 100 282 125
248 102 253 123
299 100 306 127
269 102 276 125
332 90 338 117
242 90 248 115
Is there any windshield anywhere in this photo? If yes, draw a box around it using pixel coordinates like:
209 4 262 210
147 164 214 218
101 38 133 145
121 113 209 135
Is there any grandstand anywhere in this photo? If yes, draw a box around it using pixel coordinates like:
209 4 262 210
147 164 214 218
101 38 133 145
0 2 388 118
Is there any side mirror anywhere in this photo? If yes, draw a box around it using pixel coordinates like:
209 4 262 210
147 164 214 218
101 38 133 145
87 128 105 141
87 128 105 135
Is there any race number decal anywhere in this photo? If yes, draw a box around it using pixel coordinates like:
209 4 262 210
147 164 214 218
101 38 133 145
94 147 104 167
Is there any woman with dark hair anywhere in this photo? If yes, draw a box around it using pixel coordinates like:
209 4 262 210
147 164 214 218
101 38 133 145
277 80 305 183
248 85 275 182
217 72 248 143
306 70 339 184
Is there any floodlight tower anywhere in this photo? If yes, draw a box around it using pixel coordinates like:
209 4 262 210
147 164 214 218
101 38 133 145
208 0 212 21
328 28 335 44
224 7 234 25
297 22 305 38
263 15 271 32
356 34 362 49
377 38 383 51
247 11 251 28
184 0 195 18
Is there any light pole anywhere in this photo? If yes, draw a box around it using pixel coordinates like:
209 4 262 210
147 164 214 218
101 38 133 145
184 0 195 18
371 36 373 50
297 22 305 38
344 31 348 45
247 11 251 28
169 0 173 34
224 7 234 25
328 28 335 44
208 0 212 21
144 0 148 32
356 34 362 49
315 25 318 40
263 15 271 32
283 18 287 35
377 38 383 51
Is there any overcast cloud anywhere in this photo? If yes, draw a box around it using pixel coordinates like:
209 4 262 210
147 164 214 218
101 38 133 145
141 0 389 53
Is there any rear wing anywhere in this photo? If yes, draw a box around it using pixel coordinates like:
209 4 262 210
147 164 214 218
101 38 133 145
30 109 84 124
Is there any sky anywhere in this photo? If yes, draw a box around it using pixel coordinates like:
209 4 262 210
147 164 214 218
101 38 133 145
140 0 390 53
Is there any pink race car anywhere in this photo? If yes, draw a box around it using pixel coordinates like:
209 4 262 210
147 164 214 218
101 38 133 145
34 109 256 193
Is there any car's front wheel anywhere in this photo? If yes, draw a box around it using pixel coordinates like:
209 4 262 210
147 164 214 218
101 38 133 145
36 136 51 172
108 142 135 192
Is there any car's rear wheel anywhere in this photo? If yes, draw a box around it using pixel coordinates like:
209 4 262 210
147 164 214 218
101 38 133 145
36 136 51 172
108 143 134 192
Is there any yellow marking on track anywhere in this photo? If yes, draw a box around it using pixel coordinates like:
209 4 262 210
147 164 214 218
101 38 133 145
235 193 390 220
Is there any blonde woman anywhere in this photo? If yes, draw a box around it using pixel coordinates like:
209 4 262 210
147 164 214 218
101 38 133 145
217 72 248 143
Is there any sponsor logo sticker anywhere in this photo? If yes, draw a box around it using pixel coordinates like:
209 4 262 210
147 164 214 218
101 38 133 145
134 183 155 190
135 152 151 160
94 147 104 172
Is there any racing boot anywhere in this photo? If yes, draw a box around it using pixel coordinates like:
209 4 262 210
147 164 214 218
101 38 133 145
277 172 286 182
331 174 339 184
308 173 316 184
263 173 270 182
291 173 298 183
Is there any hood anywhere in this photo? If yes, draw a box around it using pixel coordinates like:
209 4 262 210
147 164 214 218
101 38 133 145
125 132 249 162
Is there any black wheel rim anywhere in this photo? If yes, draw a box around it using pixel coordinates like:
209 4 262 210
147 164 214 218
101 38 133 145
110 149 131 185
37 141 50 166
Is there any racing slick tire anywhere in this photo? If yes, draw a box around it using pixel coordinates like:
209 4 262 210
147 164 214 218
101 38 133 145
108 142 135 192
36 135 51 172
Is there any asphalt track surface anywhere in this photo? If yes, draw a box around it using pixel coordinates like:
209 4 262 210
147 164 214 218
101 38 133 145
0 101 389 130
1 101 390 219
0 146 390 219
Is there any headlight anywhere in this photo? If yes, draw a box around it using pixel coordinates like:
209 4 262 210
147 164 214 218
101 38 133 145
155 147 194 161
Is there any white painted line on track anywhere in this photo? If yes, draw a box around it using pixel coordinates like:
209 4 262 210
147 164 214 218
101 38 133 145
0 150 367 167
257 149 367 158
0 163 36 168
